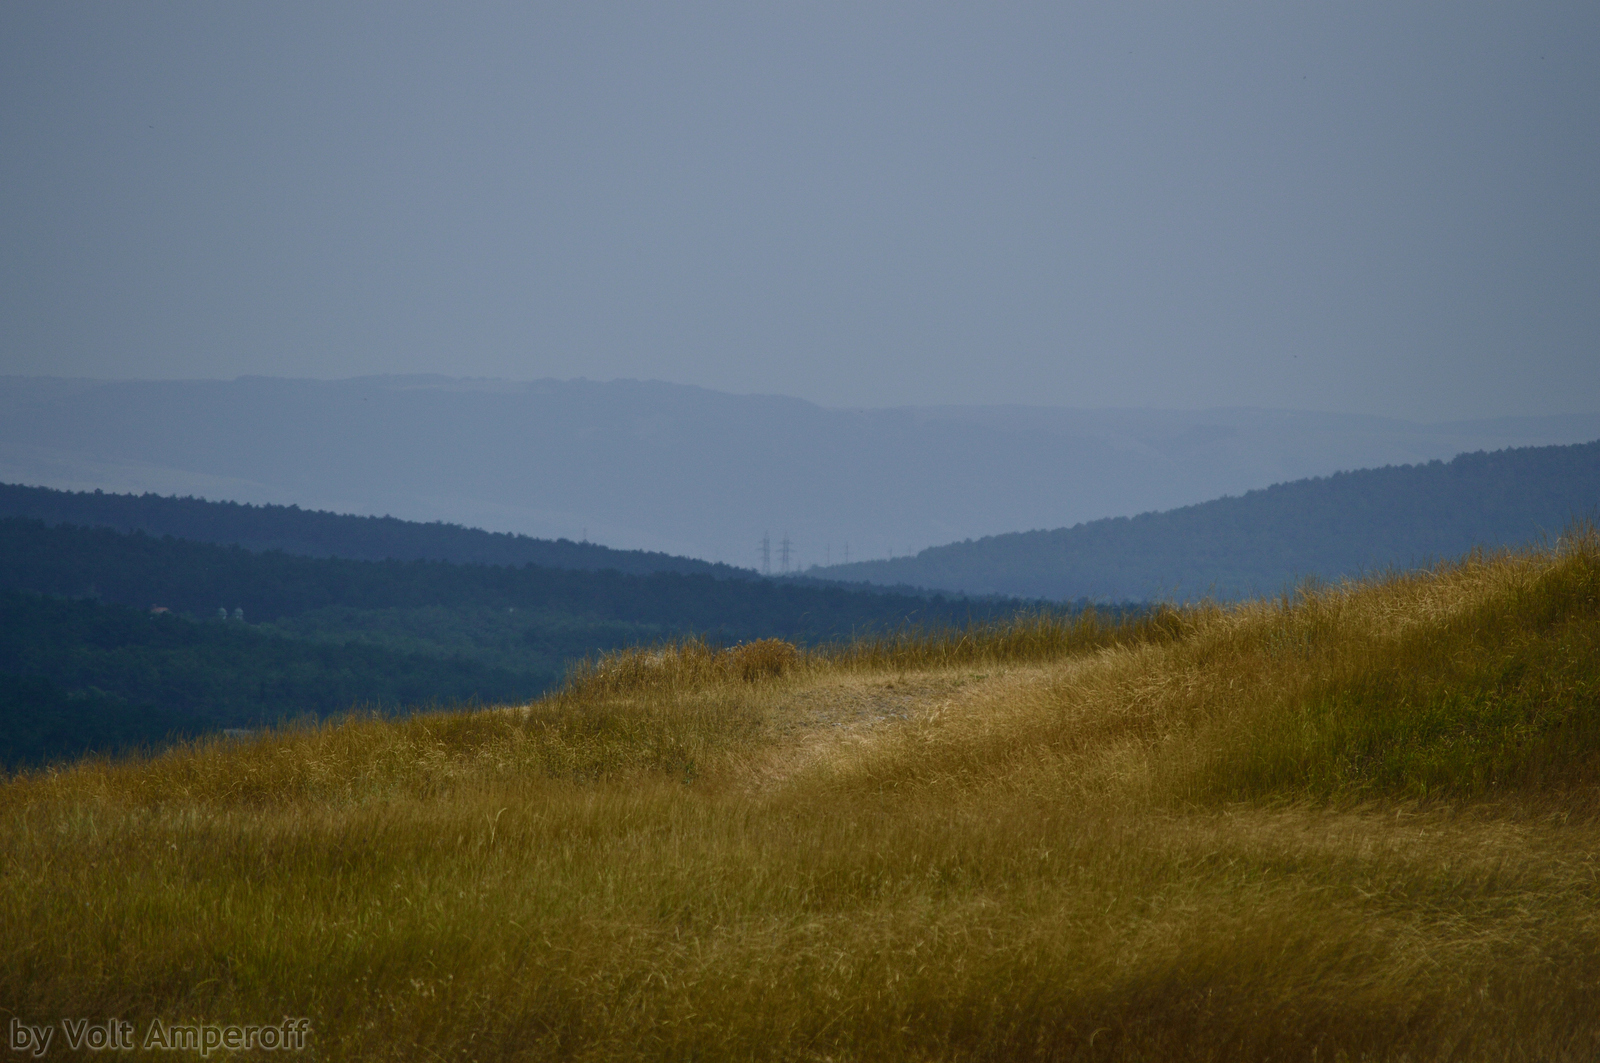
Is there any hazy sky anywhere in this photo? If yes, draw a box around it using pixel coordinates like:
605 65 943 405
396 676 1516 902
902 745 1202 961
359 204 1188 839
3 3 1596 420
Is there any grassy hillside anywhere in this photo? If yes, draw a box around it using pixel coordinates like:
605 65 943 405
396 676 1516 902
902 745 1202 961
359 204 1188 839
3 533 1598 1059
819 438 1600 600
0 480 746 577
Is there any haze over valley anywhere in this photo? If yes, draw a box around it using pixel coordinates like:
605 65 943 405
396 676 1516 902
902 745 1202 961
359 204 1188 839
5 373 1598 569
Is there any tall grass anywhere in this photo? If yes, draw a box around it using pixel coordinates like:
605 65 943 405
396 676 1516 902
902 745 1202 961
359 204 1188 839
3 534 1599 1059
562 604 1174 699
1186 530 1600 803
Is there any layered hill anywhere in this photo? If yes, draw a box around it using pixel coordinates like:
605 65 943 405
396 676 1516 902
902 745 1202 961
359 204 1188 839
816 439 1600 600
0 517 1016 637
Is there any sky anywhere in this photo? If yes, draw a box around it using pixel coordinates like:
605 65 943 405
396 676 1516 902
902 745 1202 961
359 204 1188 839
2 2 1597 421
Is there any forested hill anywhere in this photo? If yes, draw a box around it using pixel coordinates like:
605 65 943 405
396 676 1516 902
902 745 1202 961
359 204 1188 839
0 518 1025 643
0 482 747 578
0 518 1053 767
816 439 1600 601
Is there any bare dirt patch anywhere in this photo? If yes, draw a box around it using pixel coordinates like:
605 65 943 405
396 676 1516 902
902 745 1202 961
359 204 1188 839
744 666 1055 791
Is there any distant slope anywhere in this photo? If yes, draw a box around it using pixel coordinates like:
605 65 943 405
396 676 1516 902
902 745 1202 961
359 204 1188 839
0 482 746 578
815 440 1600 600
0 518 1026 644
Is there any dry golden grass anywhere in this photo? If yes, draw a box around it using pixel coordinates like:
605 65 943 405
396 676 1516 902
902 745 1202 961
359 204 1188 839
3 534 1599 1060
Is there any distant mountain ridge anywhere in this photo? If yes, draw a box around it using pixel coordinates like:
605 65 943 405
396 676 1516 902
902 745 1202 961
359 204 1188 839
0 482 748 578
814 439 1600 601
4 375 1599 566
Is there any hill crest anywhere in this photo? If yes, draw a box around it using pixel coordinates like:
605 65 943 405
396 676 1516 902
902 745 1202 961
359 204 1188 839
0 481 750 578
813 438 1600 600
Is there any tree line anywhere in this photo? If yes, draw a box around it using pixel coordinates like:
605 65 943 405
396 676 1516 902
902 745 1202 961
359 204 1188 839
0 481 743 577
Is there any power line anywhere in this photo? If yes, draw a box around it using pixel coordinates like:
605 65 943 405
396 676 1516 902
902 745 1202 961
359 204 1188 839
759 532 771 575
779 533 793 573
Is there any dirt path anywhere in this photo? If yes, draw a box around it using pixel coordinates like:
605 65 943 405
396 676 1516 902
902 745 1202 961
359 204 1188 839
743 665 1050 791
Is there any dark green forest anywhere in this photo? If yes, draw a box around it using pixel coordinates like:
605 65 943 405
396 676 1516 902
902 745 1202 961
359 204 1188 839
0 672 208 773
0 481 744 577
0 591 551 770
0 517 1015 637
824 439 1600 601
